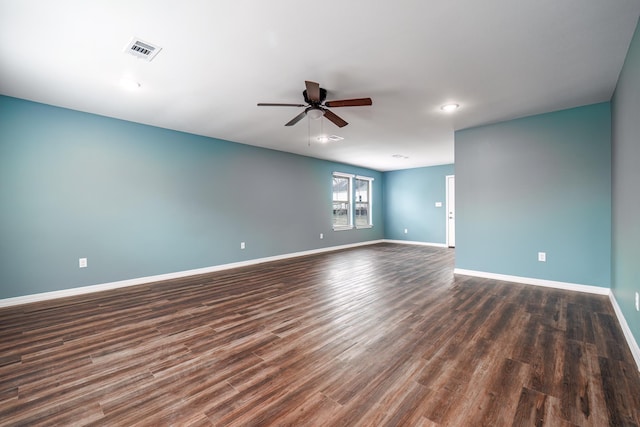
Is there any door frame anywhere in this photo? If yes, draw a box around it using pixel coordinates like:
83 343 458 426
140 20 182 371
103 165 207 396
446 174 455 248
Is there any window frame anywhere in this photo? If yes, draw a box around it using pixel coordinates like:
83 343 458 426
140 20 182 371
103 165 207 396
332 172 354 230
354 175 374 229
331 172 374 231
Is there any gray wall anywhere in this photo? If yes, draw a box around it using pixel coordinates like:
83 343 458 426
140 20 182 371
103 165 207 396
455 102 612 287
612 18 640 345
0 96 383 299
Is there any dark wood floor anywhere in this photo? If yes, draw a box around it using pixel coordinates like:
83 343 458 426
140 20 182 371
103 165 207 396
0 243 638 426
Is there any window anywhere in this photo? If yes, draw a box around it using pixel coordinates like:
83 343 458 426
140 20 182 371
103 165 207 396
332 173 352 229
355 177 373 228
332 172 373 230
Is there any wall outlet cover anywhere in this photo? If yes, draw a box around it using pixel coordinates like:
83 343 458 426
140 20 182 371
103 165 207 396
79 258 87 268
538 252 546 262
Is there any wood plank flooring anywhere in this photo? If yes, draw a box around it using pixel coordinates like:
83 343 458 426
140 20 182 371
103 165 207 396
0 243 638 426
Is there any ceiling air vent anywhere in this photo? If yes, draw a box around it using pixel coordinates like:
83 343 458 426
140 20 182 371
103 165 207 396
123 37 162 61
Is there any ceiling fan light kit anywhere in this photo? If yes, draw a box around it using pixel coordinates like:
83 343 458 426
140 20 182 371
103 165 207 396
306 108 324 120
258 80 372 128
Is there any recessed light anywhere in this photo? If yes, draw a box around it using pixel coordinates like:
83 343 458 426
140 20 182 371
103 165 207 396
441 103 459 112
317 135 344 143
392 154 409 159
119 78 141 90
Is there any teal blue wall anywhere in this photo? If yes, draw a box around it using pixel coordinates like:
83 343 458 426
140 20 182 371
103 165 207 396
383 164 454 244
455 103 611 287
0 96 383 299
612 18 640 346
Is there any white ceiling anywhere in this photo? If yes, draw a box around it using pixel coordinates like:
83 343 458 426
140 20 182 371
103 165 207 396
1 1 639 171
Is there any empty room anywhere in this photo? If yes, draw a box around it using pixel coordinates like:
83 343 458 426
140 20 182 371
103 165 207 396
1 1 639 425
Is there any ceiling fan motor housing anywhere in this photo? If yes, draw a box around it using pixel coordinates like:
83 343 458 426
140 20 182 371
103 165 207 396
303 88 327 105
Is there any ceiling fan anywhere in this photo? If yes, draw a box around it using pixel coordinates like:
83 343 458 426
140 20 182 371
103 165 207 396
257 80 372 128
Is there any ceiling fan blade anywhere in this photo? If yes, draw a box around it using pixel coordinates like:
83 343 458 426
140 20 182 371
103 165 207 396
325 98 373 108
285 110 307 126
258 103 306 107
305 81 321 103
323 109 348 128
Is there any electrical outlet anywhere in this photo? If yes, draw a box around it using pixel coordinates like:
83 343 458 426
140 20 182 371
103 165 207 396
635 292 639 311
435 202 443 207
404 228 408 234
538 252 546 262
320 233 324 239
240 242 245 250
79 258 87 268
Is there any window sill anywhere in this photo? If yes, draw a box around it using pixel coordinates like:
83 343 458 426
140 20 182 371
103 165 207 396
332 226 353 231
355 225 373 229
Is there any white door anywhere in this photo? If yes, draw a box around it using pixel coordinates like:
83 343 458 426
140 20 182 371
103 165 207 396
446 175 455 247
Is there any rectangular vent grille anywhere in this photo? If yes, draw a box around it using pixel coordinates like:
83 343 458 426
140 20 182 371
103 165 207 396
124 37 161 61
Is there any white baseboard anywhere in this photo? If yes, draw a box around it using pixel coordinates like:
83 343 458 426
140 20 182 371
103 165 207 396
453 268 610 295
608 293 640 371
0 240 384 308
454 268 639 371
3 244 637 372
383 239 448 248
